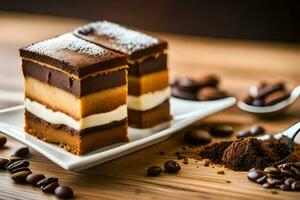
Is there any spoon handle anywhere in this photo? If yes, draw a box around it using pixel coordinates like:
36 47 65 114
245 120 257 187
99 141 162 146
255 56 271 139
291 85 300 97
282 121 300 149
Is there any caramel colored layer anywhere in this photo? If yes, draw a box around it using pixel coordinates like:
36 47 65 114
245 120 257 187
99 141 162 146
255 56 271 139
25 77 127 119
128 70 169 96
25 113 128 155
128 100 171 128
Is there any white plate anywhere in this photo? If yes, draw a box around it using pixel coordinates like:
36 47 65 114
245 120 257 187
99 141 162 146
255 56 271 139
0 97 236 171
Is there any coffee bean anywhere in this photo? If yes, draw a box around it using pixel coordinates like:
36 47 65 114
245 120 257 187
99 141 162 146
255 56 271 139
262 183 272 189
10 167 31 174
11 147 29 158
42 182 59 193
280 184 291 191
164 160 181 173
236 130 252 138
5 157 22 168
250 125 265 136
194 75 219 88
37 177 58 187
251 99 264 107
146 166 162 177
210 125 233 137
0 157 9 169
184 129 211 145
264 166 280 175
278 163 293 170
256 175 267 184
267 178 283 185
291 166 300 176
10 171 32 183
255 83 285 99
280 169 295 177
26 173 46 186
197 87 226 101
291 181 300 191
171 87 197 100
55 186 74 199
176 78 199 92
294 162 300 168
247 169 265 181
6 160 30 171
0 136 7 147
284 178 296 186
264 90 289 106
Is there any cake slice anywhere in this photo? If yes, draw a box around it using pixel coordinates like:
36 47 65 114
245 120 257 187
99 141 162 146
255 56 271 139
20 33 128 155
73 21 171 128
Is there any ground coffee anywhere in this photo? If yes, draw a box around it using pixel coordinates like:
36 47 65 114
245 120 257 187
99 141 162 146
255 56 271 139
177 137 299 171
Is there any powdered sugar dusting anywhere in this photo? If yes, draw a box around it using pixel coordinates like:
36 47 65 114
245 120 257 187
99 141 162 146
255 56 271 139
78 21 159 54
25 33 107 57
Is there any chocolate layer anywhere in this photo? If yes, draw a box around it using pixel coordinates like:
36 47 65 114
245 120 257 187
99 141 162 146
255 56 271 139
20 33 127 78
23 59 126 97
25 110 127 136
73 21 168 60
128 53 167 76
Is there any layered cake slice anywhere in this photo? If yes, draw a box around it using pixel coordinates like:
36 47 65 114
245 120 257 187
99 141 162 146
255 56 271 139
73 21 172 128
20 33 128 155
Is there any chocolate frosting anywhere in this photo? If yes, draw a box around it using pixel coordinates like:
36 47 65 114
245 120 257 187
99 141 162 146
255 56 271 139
23 60 127 97
73 21 168 60
20 33 127 78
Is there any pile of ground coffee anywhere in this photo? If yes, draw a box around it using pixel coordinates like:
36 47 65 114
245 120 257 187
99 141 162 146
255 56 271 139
177 137 299 171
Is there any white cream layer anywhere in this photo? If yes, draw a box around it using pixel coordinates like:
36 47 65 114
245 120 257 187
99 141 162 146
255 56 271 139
128 87 170 111
25 98 127 131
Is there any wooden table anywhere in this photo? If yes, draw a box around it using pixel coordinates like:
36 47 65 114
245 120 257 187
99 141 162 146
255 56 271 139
1 12 300 200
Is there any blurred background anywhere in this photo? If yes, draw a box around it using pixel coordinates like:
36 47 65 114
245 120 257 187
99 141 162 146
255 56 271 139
0 0 299 109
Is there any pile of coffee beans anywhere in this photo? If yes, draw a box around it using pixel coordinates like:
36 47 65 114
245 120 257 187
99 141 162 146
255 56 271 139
146 160 181 177
244 82 290 106
0 135 74 199
247 162 300 192
237 125 266 138
171 75 228 101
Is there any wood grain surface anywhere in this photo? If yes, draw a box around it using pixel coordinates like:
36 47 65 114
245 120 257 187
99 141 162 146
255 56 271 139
0 12 300 200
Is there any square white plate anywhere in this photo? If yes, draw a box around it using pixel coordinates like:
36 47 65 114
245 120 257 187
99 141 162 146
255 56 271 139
0 97 236 171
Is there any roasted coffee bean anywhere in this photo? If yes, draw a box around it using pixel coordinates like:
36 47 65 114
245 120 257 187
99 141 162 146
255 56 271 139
5 157 22 168
256 175 267 184
255 83 284 99
294 162 300 168
6 160 29 171
175 78 199 92
42 182 59 193
247 169 265 181
280 169 295 177
26 173 46 186
164 160 181 173
10 167 31 174
250 125 265 136
264 90 289 106
280 184 291 191
146 166 162 177
197 87 226 101
251 99 264 107
55 186 74 199
264 166 280 175
291 166 300 175
267 173 283 179
284 178 296 186
11 147 29 158
37 177 58 187
291 181 300 191
210 125 233 137
0 136 7 147
236 130 252 138
278 163 293 170
262 183 273 189
171 87 197 100
184 129 211 145
194 75 219 88
0 157 9 169
267 178 283 185
10 171 32 183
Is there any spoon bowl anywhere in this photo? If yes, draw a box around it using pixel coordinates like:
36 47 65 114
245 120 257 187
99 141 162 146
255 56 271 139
238 85 300 115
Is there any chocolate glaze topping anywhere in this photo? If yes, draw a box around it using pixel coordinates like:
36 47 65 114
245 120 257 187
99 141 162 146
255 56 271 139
73 21 167 60
20 33 127 78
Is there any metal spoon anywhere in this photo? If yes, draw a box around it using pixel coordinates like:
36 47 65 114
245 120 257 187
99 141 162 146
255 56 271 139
237 85 300 115
258 121 300 164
